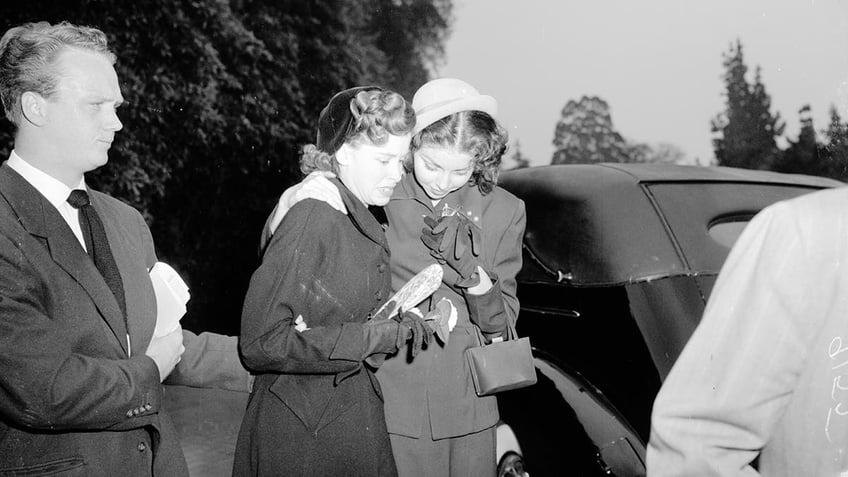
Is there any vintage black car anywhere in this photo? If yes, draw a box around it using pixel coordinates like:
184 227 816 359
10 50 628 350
494 163 842 477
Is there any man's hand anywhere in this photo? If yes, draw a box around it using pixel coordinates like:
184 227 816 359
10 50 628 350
267 171 346 236
145 327 185 382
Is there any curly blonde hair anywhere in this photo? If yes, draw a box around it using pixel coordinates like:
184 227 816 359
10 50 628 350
410 110 508 194
300 88 415 175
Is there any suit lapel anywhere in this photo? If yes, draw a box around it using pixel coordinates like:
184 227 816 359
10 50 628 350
89 191 155 356
0 164 129 355
331 178 390 253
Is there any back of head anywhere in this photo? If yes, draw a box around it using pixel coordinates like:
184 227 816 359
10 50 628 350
300 86 415 175
0 21 115 127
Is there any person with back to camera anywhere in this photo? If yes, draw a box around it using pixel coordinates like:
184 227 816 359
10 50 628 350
263 78 527 476
648 183 848 475
0 20 251 477
233 85 434 477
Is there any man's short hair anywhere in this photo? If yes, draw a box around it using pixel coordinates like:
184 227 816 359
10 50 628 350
0 21 115 126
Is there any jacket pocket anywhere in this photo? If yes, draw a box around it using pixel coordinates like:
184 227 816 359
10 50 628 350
0 456 85 476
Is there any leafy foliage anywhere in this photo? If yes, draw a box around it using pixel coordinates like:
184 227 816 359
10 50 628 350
711 40 785 170
0 1 452 334
551 95 686 165
773 105 848 181
503 140 530 170
551 96 633 164
711 39 847 182
820 107 848 180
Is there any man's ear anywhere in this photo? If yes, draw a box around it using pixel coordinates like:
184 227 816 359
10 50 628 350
20 91 48 126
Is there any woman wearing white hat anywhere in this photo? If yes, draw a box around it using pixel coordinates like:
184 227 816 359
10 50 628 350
265 78 526 476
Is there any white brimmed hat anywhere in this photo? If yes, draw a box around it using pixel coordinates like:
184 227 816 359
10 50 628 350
412 78 497 134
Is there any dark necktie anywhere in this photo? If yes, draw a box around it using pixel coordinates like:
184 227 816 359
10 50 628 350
67 189 127 317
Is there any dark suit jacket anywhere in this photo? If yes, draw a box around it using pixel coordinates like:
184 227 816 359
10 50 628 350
0 162 248 476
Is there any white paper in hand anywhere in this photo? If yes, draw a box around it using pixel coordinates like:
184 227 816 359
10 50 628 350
149 262 190 337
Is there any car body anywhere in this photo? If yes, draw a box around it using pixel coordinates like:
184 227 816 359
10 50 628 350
494 163 842 476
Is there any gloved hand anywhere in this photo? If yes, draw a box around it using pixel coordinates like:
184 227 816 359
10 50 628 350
362 317 405 357
421 212 483 288
363 302 433 367
394 308 434 358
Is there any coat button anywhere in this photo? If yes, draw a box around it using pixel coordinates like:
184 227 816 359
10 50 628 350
375 290 383 300
137 442 147 452
377 264 386 273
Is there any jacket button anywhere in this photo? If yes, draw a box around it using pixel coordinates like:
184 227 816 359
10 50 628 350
375 290 383 300
377 264 386 273
137 442 147 452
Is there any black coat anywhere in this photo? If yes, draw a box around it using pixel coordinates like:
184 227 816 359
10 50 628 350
234 179 397 477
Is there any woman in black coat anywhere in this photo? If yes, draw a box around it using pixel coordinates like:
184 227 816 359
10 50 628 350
233 86 432 477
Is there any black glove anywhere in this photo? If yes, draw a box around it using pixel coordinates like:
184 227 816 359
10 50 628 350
363 301 433 367
362 316 404 357
394 308 434 358
421 213 483 288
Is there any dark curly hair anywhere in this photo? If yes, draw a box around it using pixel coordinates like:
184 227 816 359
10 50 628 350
301 88 415 175
410 110 508 194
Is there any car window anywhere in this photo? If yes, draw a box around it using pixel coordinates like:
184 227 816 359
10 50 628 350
708 220 751 249
644 182 824 274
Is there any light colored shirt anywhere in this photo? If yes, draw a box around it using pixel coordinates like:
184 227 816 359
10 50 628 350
7 151 88 251
647 186 848 476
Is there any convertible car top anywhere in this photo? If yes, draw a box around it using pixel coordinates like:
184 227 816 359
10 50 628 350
502 163 841 286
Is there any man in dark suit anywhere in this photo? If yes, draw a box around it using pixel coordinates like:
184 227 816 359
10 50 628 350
0 21 249 476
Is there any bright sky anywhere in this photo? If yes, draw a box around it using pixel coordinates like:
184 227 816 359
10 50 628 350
436 0 848 166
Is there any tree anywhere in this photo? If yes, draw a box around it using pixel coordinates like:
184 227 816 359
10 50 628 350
711 39 785 170
551 96 633 164
551 95 683 165
642 142 687 164
771 105 822 176
362 0 453 98
821 106 848 181
503 140 530 170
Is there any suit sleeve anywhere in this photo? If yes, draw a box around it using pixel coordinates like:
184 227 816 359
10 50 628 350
647 201 828 476
128 209 253 392
0 229 162 431
239 200 371 375
465 197 526 339
166 331 253 392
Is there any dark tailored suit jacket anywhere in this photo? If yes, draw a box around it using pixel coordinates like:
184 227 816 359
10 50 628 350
234 179 397 477
0 163 250 476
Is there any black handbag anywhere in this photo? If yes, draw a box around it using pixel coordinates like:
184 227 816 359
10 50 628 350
465 319 537 396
